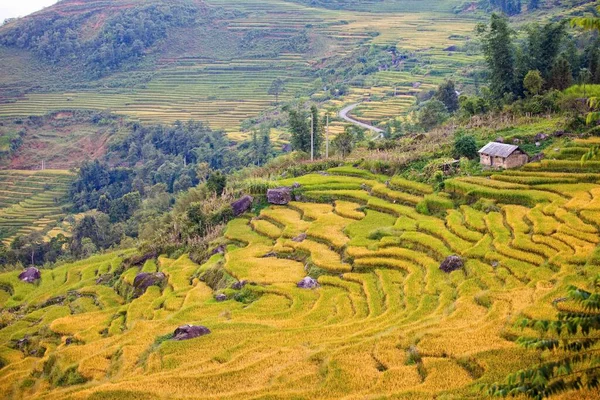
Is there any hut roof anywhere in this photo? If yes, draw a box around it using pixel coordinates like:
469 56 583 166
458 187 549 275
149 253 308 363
478 142 520 158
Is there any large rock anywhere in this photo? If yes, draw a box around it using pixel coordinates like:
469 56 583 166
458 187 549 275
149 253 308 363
292 233 307 243
439 255 464 273
267 187 292 205
18 267 40 284
133 272 166 296
172 324 211 341
231 195 254 216
297 277 319 289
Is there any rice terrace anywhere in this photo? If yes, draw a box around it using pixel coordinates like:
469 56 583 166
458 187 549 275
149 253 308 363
1 0 600 399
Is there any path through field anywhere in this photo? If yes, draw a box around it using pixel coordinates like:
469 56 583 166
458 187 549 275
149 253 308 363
339 103 384 137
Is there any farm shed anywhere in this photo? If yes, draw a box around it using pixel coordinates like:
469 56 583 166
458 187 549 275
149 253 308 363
478 142 529 169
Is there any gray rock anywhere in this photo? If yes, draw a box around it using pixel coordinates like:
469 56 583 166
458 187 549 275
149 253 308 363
535 133 548 141
495 137 504 143
292 233 307 243
133 272 166 297
231 195 254 216
512 138 520 144
172 324 211 341
231 280 248 290
267 187 292 205
215 293 227 302
439 255 464 273
19 267 40 283
210 245 226 256
297 277 319 289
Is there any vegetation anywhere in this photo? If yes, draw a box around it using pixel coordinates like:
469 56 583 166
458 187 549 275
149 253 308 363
1 0 600 399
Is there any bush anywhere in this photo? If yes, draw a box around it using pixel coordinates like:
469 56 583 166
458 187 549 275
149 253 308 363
453 135 478 159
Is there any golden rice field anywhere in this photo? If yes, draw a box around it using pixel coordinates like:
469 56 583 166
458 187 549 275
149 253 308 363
2 140 600 399
0 170 74 245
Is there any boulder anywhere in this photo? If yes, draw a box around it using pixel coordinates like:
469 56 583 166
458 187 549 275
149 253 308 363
172 324 211 341
535 133 548 141
292 233 307 243
214 293 227 302
495 136 504 143
133 272 166 296
554 130 565 137
210 245 226 256
297 277 319 289
512 138 520 145
439 255 464 273
267 187 292 205
231 195 254 216
18 267 40 284
231 280 248 290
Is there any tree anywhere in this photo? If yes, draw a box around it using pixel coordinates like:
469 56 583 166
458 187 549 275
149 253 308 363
332 127 355 159
259 125 272 165
477 14 516 98
206 171 226 196
523 70 544 96
285 105 324 158
453 135 478 159
268 78 286 105
418 99 448 130
286 107 311 154
549 56 573 91
572 10 600 124
488 274 600 399
435 80 459 113
97 194 111 214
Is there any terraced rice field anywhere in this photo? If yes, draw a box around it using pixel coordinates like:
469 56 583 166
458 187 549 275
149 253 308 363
0 170 74 245
0 0 480 132
2 144 600 398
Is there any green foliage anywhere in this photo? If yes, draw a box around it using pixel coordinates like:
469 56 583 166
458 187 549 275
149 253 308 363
523 70 544 97
332 128 355 159
417 99 448 130
549 56 574 91
453 135 478 159
477 14 516 99
488 275 600 399
435 80 459 113
0 3 198 77
207 172 227 196
285 105 324 158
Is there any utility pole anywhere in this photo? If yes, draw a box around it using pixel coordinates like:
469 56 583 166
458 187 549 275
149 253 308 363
326 114 329 159
310 113 314 162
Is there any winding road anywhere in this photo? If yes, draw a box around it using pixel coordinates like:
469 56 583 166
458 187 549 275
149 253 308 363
339 103 384 137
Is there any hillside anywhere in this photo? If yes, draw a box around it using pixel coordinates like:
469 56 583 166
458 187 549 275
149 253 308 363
0 0 482 137
1 141 600 398
2 0 600 399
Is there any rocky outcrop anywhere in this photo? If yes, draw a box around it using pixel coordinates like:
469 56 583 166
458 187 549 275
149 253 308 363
439 255 464 273
231 280 248 290
297 277 319 289
214 293 227 302
133 272 166 297
18 267 40 283
231 195 254 216
292 233 307 243
267 187 292 205
172 325 211 341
